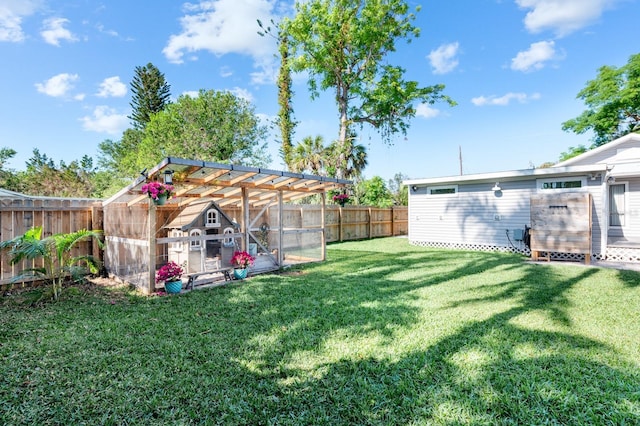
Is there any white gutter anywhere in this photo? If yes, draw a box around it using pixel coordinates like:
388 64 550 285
404 164 609 187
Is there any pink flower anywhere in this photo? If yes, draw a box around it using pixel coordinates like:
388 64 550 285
156 261 184 283
231 251 255 269
141 182 174 200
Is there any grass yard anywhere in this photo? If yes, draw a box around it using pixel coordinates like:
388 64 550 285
1 237 639 425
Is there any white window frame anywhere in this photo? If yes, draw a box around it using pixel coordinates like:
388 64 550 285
426 185 458 196
608 182 628 228
536 177 587 193
189 229 202 251
205 209 220 228
169 229 183 252
222 227 235 247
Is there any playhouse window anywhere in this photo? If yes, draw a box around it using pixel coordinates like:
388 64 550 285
223 227 235 247
169 229 182 252
205 209 220 227
189 229 202 250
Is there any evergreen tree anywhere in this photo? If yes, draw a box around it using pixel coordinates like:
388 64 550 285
128 63 171 129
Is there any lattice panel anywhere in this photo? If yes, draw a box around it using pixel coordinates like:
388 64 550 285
605 247 640 262
407 240 640 264
410 240 530 255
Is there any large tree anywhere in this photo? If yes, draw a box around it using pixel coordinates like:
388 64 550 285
128 63 172 130
0 147 20 191
562 53 640 147
134 90 270 172
282 0 454 178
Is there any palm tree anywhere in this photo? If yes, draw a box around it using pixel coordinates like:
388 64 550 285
327 135 368 179
0 227 104 300
289 135 327 175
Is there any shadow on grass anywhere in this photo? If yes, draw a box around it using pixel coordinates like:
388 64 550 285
618 268 640 288
1 239 639 424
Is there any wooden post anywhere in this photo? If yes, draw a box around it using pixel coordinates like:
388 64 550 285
368 207 373 239
242 187 249 252
321 192 326 261
391 206 395 237
338 206 343 242
147 200 156 294
278 190 284 266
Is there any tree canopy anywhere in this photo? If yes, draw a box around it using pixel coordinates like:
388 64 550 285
133 90 270 173
562 53 640 147
281 0 455 178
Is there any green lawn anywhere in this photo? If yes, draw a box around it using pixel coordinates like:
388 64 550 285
1 237 639 425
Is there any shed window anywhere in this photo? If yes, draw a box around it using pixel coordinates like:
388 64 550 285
205 209 220 227
427 185 457 195
538 178 585 191
609 183 626 227
189 229 202 250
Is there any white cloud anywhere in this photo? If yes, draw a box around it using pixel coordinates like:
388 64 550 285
182 90 200 98
0 0 42 42
516 0 616 37
229 87 254 103
416 104 441 119
220 66 233 77
35 73 79 97
471 92 541 106
80 106 128 135
427 42 460 75
97 76 127 98
41 17 77 46
511 40 556 72
163 0 279 84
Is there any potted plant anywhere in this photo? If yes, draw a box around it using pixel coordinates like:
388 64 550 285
156 261 184 294
230 250 255 280
141 181 174 205
333 193 349 207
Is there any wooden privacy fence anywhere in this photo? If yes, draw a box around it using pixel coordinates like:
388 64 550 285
323 205 408 242
0 198 103 285
1 200 407 284
223 205 409 243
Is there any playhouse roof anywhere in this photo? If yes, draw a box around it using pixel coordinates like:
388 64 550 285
164 199 237 231
103 157 351 208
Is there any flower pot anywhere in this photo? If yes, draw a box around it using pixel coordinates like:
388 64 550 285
154 193 168 206
164 279 182 294
233 268 248 280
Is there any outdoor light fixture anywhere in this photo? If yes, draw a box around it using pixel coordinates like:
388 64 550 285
492 182 501 192
163 170 174 185
411 185 418 192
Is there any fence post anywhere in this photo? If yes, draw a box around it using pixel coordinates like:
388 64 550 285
339 206 343 242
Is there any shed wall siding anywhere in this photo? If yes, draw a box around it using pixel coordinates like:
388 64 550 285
409 180 535 251
409 176 606 256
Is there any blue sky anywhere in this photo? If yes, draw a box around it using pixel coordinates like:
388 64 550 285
1 0 638 183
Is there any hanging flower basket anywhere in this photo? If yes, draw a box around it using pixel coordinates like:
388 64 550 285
141 182 174 205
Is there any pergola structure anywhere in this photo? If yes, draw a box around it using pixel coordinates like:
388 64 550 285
102 157 350 293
